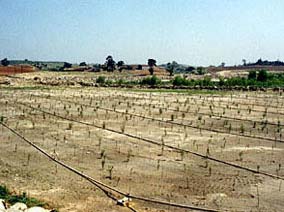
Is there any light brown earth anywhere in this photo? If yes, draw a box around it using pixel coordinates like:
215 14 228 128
1 72 284 212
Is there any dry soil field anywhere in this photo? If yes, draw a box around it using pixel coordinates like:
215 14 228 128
1 73 284 212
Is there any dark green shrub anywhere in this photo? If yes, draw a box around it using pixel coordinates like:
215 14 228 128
248 70 257 80
219 77 225 86
196 67 206 75
257 70 268 82
0 185 9 198
172 76 188 86
8 192 45 207
117 79 125 85
202 76 212 86
0 185 45 208
105 79 113 85
96 76 106 84
140 75 161 86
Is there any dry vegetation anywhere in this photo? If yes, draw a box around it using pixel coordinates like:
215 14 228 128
1 72 284 212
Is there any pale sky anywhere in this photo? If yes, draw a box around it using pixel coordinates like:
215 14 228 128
0 0 284 66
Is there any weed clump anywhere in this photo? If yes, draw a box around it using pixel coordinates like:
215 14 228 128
0 185 46 208
140 75 161 86
96 76 106 84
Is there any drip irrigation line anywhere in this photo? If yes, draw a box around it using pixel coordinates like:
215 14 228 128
0 121 220 212
30 93 284 127
14 100 284 181
26 95 284 145
133 101 284 127
62 91 284 115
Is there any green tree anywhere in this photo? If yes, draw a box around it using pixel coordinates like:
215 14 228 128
117 61 125 72
148 59 156 75
117 61 124 67
1 58 9 66
166 61 178 76
105 55 116 72
196 67 206 75
79 62 87 66
248 70 257 80
257 70 268 82
59 62 72 70
137 64 142 70
185 66 195 72
63 62 72 68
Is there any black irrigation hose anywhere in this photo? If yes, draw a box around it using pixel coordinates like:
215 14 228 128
15 100 284 181
181 95 284 111
129 90 284 104
137 97 284 116
133 94 284 116
199 100 284 116
28 94 284 145
0 122 124 195
9 88 284 118
133 101 284 127
0 121 220 212
31 93 284 127
65 90 284 114
4 83 284 110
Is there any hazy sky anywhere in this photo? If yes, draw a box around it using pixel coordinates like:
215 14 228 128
0 0 284 66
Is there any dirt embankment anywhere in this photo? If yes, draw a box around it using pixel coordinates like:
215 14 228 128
0 65 36 76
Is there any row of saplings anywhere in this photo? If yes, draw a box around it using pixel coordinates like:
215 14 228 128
0 185 57 212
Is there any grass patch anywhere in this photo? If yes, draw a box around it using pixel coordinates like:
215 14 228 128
0 185 47 208
0 185 9 198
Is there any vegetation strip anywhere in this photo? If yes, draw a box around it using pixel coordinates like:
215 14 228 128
15 101 284 181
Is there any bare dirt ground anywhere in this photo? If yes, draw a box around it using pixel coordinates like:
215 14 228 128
0 65 36 76
1 72 284 212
